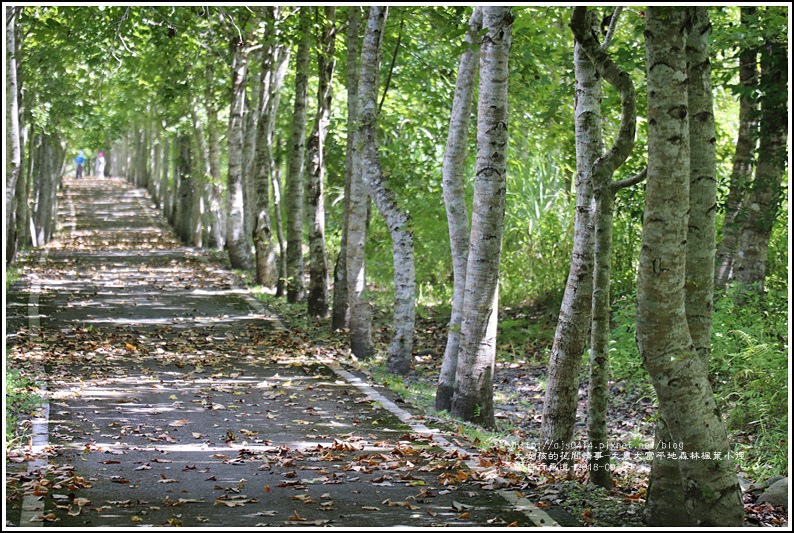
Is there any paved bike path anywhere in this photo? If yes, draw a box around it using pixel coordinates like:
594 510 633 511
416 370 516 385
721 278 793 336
5 177 565 528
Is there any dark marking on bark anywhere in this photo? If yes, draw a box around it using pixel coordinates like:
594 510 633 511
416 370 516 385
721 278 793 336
669 105 688 120
653 257 662 274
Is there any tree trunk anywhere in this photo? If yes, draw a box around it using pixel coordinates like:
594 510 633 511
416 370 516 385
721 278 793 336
436 7 482 412
285 8 311 302
358 6 417 375
160 135 171 223
226 36 255 269
206 65 226 250
332 6 363 331
638 7 743 526
272 161 288 297
570 6 639 488
31 132 63 246
540 8 601 458
244 51 263 249
714 7 759 290
253 7 290 289
732 38 787 292
189 102 211 248
346 7 375 360
450 6 512 426
173 134 194 245
6 6 22 263
306 6 337 318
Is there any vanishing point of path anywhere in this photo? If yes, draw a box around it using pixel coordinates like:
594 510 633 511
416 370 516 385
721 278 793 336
5 177 566 528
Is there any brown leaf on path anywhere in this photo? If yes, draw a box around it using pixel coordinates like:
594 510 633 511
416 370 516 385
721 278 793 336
214 499 245 507
292 493 314 504
452 501 474 511
168 419 189 427
30 513 60 522
288 510 306 522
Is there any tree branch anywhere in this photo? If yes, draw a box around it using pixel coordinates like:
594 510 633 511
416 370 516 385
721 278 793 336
600 7 622 51
571 6 636 181
611 166 647 192
378 11 404 113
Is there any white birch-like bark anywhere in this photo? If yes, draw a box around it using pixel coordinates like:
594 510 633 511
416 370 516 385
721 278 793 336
714 7 759 290
435 7 482 412
205 64 226 250
540 8 600 456
306 6 337 318
285 8 311 302
253 7 290 289
638 8 743 526
6 6 22 262
358 6 416 375
647 7 720 521
331 6 362 331
244 52 262 246
226 38 255 269
570 6 638 488
272 164 288 297
732 39 787 292
450 6 512 426
346 7 375 359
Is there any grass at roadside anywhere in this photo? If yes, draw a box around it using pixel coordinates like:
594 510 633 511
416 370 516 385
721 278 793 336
5 368 42 451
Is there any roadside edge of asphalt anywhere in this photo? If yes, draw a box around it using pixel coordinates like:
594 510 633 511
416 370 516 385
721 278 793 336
237 290 562 527
14 186 78 526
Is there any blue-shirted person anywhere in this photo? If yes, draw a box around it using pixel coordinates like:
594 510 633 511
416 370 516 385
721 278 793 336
75 150 86 179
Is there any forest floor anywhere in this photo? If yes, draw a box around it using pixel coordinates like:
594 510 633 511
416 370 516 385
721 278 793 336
266 301 789 528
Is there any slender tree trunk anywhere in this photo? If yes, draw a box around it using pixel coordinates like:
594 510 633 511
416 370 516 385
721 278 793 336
206 65 226 250
226 37 255 269
358 6 417 374
436 7 482 411
346 7 374 359
6 6 22 263
285 8 312 301
31 133 63 246
450 6 512 425
252 7 289 289
244 51 262 252
638 8 742 526
714 7 759 290
272 162 288 297
540 8 600 458
570 6 639 488
306 6 337 318
173 134 194 245
332 6 362 331
160 135 171 223
732 38 787 292
190 101 212 247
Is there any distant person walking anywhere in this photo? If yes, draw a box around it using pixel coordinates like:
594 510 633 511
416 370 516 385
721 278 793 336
96 151 106 178
75 150 86 179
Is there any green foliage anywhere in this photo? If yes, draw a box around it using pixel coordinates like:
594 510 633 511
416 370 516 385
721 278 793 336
5 368 42 450
5 267 21 292
709 285 788 478
608 281 789 479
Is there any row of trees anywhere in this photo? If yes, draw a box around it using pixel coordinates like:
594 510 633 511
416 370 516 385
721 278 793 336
5 5 788 526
